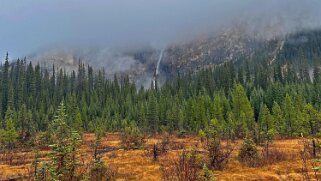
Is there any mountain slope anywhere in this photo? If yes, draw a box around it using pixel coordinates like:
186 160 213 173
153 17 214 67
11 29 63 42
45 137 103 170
29 28 321 88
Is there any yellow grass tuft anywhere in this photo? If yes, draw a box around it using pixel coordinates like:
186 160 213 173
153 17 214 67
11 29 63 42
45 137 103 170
0 134 320 180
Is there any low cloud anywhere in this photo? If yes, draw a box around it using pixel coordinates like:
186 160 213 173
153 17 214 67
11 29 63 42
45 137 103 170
0 0 320 58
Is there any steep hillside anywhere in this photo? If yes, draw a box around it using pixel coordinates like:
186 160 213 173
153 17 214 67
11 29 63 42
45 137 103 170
28 28 321 88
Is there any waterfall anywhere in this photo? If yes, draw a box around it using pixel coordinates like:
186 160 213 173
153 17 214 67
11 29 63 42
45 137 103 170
156 49 164 76
152 49 164 89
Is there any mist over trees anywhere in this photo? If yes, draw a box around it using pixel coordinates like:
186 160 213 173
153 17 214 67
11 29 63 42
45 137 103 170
1 30 321 143
3 1 321 180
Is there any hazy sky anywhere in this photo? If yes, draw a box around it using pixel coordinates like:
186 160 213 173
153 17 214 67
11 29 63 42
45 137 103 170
1 0 321 58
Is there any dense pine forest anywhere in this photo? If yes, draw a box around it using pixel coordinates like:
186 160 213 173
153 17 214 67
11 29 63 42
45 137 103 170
1 30 321 148
4 1 321 180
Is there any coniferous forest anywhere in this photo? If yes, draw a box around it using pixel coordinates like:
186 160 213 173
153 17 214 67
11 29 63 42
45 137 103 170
4 1 321 180
2 29 321 181
1 31 321 181
1 30 321 145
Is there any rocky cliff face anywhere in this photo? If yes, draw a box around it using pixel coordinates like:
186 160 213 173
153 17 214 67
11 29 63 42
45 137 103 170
163 27 259 74
29 26 282 87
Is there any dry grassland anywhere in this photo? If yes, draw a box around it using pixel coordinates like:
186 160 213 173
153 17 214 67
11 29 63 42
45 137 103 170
0 134 319 180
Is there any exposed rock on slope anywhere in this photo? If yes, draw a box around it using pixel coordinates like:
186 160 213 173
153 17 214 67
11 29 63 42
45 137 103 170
29 26 289 87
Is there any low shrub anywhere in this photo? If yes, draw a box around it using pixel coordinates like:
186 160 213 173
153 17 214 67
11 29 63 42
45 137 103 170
121 122 145 149
160 148 206 181
90 159 117 181
238 138 259 167
206 138 233 170
261 146 292 165
160 132 171 153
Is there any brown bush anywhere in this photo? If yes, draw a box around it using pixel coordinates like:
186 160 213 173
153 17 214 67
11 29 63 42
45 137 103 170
145 133 172 161
261 146 293 165
159 132 171 153
90 160 118 181
205 138 234 170
160 149 203 181
299 136 321 180
239 140 295 167
171 142 185 150
299 138 321 159
238 138 260 167
121 123 145 149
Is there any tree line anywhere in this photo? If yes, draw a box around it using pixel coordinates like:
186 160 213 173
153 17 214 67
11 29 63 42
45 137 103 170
1 30 321 147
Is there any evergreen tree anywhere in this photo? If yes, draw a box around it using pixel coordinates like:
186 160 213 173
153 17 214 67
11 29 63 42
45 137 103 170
0 114 18 149
303 103 321 135
48 101 82 180
147 92 158 133
258 104 276 145
231 84 254 137
272 101 284 135
2 52 10 117
284 94 297 137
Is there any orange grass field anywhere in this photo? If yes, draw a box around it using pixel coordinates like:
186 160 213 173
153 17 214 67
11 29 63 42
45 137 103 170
0 133 319 181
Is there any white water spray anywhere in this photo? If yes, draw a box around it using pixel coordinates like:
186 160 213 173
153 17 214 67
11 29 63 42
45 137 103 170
156 49 164 76
152 49 164 89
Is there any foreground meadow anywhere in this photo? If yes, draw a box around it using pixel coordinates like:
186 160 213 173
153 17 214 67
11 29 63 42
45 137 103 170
0 133 319 181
